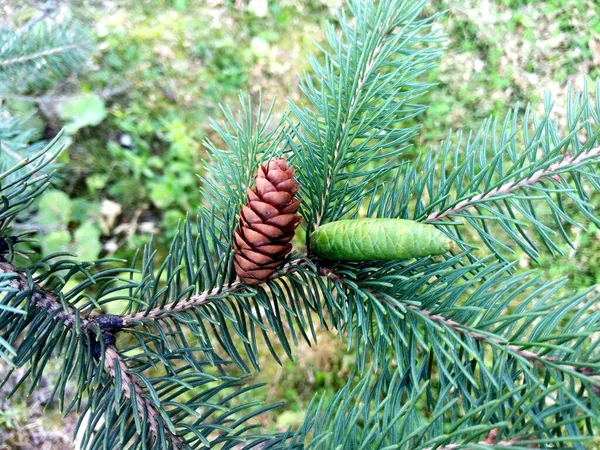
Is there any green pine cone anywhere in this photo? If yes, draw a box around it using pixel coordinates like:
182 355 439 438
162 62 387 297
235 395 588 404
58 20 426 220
310 218 453 261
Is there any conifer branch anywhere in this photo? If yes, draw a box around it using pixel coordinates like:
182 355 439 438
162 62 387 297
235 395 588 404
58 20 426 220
292 0 441 232
0 43 86 68
405 304 580 373
313 19 396 230
0 20 91 93
102 346 184 449
120 260 306 326
0 260 181 446
0 260 123 333
0 141 24 163
426 428 536 449
1 1 598 447
318 266 590 377
0 260 80 327
0 244 591 381
121 280 243 326
424 146 600 222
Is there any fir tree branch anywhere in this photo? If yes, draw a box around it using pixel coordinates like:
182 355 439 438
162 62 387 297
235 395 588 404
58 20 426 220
424 146 600 223
3 1 597 447
0 20 92 93
318 265 590 377
0 260 80 327
0 248 590 381
102 346 184 449
0 260 183 446
425 428 536 449
312 17 396 230
119 259 307 327
0 43 85 68
291 0 441 232
0 260 124 333
121 280 243 326
405 304 580 373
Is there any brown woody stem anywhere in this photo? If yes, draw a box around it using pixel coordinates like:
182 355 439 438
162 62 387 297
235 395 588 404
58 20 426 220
0 260 123 332
0 260 82 328
121 280 242 327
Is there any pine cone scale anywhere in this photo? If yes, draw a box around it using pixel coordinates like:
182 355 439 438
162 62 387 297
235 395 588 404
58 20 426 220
233 158 301 285
262 192 292 208
273 179 298 192
248 201 279 219
241 228 271 247
241 206 262 223
240 249 277 264
247 188 260 202
280 200 301 214
266 214 299 229
236 254 279 271
251 224 283 239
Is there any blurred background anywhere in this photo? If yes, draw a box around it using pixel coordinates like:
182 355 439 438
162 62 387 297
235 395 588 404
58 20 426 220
0 0 599 448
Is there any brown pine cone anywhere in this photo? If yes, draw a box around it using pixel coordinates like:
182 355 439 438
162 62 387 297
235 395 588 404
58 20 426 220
233 158 301 285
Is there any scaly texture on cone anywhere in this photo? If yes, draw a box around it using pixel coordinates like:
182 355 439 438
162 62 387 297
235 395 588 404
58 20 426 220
233 158 301 285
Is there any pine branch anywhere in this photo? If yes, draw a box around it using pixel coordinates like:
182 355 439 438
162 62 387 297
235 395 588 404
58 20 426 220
202 95 285 225
312 13 396 230
116 251 322 372
0 260 123 333
0 19 92 93
120 259 305 326
405 303 580 373
425 429 536 449
102 346 184 449
1 261 274 449
121 280 243 326
425 146 600 223
0 43 86 68
292 363 592 449
290 0 442 232
0 260 76 324
2 2 599 448
369 87 600 263
318 264 597 380
121 243 594 388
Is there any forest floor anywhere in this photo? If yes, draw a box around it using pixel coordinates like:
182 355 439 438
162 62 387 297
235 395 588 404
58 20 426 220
1 0 599 448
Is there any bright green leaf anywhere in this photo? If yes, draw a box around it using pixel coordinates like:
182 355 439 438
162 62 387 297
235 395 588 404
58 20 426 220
57 94 107 134
37 190 72 226
73 222 102 260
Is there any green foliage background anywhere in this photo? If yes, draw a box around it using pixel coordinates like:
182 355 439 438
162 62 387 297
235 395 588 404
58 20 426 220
1 0 599 447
